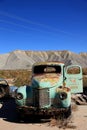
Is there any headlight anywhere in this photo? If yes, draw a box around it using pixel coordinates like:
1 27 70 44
59 92 67 100
16 93 23 100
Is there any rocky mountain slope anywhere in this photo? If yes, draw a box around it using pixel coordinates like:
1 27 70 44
0 50 87 70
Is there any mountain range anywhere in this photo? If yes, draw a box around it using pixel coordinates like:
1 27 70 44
0 50 87 70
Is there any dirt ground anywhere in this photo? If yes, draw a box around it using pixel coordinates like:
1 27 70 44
0 98 87 130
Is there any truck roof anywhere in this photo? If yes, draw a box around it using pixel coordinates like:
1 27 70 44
33 61 64 66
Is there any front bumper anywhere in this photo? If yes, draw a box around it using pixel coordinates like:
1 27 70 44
16 106 70 118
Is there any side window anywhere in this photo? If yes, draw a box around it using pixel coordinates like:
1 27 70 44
67 66 80 74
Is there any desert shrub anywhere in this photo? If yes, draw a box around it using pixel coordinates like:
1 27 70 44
49 116 76 129
82 68 87 75
83 76 87 88
0 70 32 87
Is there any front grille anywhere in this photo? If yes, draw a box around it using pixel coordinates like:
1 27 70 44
33 88 50 108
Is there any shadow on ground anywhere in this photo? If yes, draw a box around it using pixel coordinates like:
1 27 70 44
0 98 18 123
0 98 50 124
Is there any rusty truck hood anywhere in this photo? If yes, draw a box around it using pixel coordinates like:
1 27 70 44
32 73 61 88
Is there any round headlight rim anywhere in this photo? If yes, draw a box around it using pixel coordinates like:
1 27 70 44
59 92 67 100
16 92 23 100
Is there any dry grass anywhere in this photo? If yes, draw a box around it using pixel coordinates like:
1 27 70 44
49 103 78 129
82 68 87 75
0 70 32 86
49 116 76 129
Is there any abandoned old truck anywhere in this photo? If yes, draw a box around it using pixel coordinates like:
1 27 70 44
15 62 83 119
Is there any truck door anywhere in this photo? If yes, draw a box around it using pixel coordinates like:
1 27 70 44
65 65 83 93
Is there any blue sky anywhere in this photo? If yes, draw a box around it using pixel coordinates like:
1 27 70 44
0 0 87 54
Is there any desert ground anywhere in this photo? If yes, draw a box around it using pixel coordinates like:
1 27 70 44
0 98 87 130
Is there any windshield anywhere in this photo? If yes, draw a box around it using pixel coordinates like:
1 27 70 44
33 65 61 74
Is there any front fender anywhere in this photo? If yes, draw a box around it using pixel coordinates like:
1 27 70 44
54 87 71 108
15 85 33 106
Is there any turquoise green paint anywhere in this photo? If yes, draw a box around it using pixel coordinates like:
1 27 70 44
60 91 71 108
65 65 83 93
16 85 26 106
16 85 33 106
17 85 27 99
32 77 63 89
53 88 71 108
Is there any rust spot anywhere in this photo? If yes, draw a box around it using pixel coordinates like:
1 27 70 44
56 87 70 93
